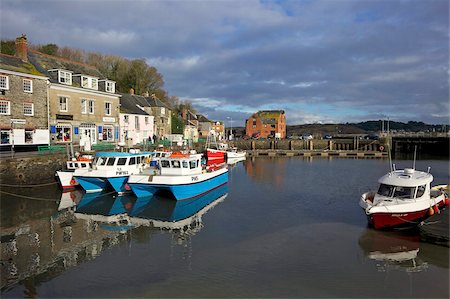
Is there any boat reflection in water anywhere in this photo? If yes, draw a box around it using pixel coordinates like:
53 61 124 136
129 184 228 232
358 229 428 273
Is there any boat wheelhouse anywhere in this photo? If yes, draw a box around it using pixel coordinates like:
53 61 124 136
73 151 153 194
359 168 448 229
128 152 228 200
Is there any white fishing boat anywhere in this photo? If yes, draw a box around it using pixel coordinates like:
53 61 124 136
226 147 246 159
359 166 448 229
128 152 228 200
55 155 93 189
73 151 153 194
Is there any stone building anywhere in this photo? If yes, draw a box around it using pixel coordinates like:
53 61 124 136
245 110 286 139
0 35 50 149
146 93 171 138
15 36 121 147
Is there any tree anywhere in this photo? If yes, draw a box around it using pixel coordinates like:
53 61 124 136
38 44 59 55
171 112 185 134
0 40 15 55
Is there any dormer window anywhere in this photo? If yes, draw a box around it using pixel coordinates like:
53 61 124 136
81 76 99 90
106 81 115 93
58 70 72 85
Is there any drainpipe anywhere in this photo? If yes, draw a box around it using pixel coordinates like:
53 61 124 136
47 80 51 145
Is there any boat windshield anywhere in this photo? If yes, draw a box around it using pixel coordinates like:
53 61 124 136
95 157 108 166
393 186 416 199
377 184 394 197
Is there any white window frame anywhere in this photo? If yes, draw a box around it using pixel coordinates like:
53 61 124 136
55 123 72 143
81 99 88 114
102 125 114 141
0 75 9 90
0 100 11 115
92 78 98 90
135 116 140 130
23 79 33 93
106 81 115 93
161 107 165 115
1 129 11 144
59 96 69 112
58 70 72 85
124 115 129 124
105 102 112 116
81 75 99 90
23 103 34 116
88 100 95 114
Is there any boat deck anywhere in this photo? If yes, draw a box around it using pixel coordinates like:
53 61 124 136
420 206 449 247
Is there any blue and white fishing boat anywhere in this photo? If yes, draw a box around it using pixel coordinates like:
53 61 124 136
73 150 153 194
127 152 228 200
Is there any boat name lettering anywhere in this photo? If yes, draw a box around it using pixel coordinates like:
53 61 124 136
116 171 129 175
191 176 198 182
392 214 409 217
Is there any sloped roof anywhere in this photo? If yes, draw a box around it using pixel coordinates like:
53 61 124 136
120 93 151 115
196 114 210 123
146 96 171 109
28 50 104 80
0 53 45 76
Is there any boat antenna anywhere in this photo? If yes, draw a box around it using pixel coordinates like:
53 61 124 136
388 141 393 173
413 145 417 170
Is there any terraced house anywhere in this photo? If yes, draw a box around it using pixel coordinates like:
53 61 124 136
0 35 50 149
18 36 120 148
245 110 286 139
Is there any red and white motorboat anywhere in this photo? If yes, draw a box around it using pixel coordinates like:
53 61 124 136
55 155 93 190
359 167 449 230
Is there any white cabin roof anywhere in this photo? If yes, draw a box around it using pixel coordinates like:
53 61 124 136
378 168 433 187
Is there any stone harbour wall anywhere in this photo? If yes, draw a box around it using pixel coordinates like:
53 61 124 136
0 155 66 185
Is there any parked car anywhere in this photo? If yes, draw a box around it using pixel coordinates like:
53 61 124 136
303 134 313 140
323 134 333 139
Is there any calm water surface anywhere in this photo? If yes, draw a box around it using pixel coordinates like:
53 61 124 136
1 157 449 298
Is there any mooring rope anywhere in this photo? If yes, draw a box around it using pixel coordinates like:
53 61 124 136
0 190 59 201
0 181 58 188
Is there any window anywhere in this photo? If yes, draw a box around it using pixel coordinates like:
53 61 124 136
59 70 72 85
106 81 115 93
129 157 136 165
1 130 11 144
117 158 127 165
377 184 394 197
89 100 94 114
0 75 9 90
171 160 181 168
105 102 112 116
161 107 165 115
416 185 426 198
393 186 415 199
102 125 114 141
80 163 88 168
161 160 170 168
25 130 33 143
23 103 34 116
106 158 116 166
182 161 188 168
145 117 149 124
81 99 87 114
135 116 140 130
23 79 33 93
189 160 197 169
124 115 129 123
55 124 72 142
0 100 11 115
81 76 98 90
59 96 68 112
96 157 107 166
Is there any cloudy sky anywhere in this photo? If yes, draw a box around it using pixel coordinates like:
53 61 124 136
2 0 448 126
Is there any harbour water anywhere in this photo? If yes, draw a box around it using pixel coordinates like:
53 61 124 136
1 157 449 298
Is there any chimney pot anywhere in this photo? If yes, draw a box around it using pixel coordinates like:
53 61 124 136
15 34 28 62
129 88 135 95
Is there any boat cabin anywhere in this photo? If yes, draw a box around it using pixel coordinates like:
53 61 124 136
93 152 153 170
158 153 203 176
375 168 433 201
67 160 92 170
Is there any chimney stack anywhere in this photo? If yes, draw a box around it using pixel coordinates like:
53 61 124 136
142 91 149 97
129 88 135 95
15 34 28 62
182 108 187 120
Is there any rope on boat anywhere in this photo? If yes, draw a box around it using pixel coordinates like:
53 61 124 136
0 190 59 201
0 181 58 187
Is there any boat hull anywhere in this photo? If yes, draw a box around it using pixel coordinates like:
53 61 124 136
56 170 78 189
75 176 109 193
226 151 246 159
107 176 131 194
129 169 229 200
206 149 226 160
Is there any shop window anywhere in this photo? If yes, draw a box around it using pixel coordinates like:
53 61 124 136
56 124 72 142
102 125 114 141
25 130 33 143
1 130 11 144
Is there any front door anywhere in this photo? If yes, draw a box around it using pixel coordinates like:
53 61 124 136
79 124 97 150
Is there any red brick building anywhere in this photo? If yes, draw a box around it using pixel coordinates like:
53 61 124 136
245 110 286 139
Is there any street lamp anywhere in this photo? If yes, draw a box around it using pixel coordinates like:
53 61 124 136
226 116 233 141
